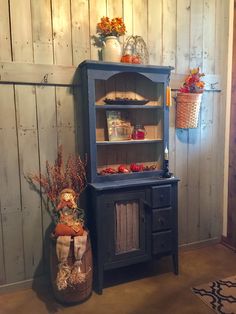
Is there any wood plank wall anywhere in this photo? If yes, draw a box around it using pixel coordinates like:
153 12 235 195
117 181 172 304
0 0 230 287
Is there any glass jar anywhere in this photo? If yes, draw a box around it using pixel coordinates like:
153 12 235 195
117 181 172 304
132 124 146 140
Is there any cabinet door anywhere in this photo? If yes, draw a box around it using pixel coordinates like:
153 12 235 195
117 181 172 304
100 190 151 269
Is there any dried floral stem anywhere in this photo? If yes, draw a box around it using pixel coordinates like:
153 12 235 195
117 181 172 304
179 67 205 94
27 146 87 222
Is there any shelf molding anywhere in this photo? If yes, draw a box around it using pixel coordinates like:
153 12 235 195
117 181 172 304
97 139 163 145
0 61 221 91
96 104 163 109
0 61 78 86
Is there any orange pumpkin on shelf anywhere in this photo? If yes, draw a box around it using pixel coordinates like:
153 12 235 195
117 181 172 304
132 56 141 64
120 54 141 64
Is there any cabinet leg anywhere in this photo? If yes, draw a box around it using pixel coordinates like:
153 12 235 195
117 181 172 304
94 266 104 295
172 253 179 275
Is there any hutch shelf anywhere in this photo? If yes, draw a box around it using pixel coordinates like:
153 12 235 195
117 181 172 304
78 60 179 294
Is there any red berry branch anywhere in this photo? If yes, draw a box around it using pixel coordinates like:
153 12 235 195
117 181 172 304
27 146 87 219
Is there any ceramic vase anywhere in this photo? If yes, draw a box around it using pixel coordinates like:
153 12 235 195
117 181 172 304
102 36 122 62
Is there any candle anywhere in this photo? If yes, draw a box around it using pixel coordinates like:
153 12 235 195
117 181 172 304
164 146 169 160
166 86 172 107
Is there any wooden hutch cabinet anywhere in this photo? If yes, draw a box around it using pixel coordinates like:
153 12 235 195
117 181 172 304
78 60 179 294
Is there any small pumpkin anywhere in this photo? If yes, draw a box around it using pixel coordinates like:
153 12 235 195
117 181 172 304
132 55 141 64
120 54 133 63
54 223 84 237
120 54 141 64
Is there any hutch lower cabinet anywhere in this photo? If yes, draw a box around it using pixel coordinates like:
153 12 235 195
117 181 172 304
88 178 178 294
77 60 179 294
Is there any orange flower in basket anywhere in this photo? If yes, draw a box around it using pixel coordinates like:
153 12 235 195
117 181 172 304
179 67 205 94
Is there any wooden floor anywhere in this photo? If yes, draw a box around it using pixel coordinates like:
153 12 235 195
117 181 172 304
0 243 236 314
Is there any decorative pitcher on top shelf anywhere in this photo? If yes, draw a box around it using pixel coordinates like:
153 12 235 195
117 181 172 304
102 36 122 62
96 16 126 62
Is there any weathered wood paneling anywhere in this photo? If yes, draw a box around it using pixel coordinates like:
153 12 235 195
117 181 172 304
31 0 57 272
15 85 43 279
133 0 148 43
123 0 133 43
0 0 231 286
148 0 162 65
10 0 43 281
71 0 91 64
10 0 33 63
56 86 75 158
186 1 203 244
162 0 176 68
0 0 12 61
89 0 106 60
35 85 58 273
211 92 222 239
51 0 73 65
0 85 24 283
31 0 54 64
174 0 190 244
106 0 123 23
0 208 5 285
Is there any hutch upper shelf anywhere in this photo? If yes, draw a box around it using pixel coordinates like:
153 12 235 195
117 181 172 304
78 60 173 183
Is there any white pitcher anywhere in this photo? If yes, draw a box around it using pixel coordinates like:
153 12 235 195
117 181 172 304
102 36 122 62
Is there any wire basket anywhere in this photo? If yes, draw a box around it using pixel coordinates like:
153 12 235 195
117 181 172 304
175 93 202 128
122 35 149 64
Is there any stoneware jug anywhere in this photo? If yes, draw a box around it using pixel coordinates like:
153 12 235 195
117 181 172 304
102 36 122 62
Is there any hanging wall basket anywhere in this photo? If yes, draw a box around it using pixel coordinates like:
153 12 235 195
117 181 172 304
175 93 202 129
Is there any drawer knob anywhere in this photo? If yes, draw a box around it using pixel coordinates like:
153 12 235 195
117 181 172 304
159 194 164 201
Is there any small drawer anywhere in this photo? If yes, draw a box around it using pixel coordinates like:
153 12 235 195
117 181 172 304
151 185 171 208
152 230 172 255
152 208 172 231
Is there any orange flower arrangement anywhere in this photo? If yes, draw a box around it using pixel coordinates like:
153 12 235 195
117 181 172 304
179 68 205 93
97 16 126 38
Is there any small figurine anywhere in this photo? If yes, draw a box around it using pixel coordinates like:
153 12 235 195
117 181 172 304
28 147 92 295
54 188 90 290
54 188 84 237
